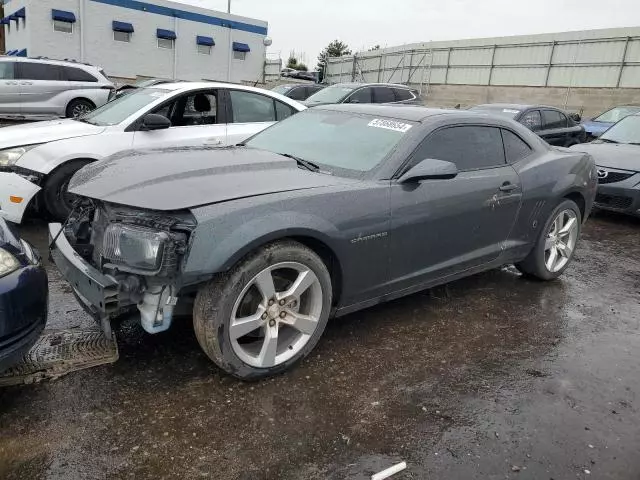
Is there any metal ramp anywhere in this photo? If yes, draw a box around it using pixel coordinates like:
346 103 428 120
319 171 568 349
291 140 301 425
0 329 118 387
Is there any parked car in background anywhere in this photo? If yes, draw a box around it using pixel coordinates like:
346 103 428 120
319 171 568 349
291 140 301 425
0 218 48 373
115 78 181 99
290 71 319 82
581 105 640 140
470 104 586 147
281 68 299 78
0 57 115 118
303 83 422 107
0 82 305 223
271 83 325 101
50 104 596 380
571 113 640 217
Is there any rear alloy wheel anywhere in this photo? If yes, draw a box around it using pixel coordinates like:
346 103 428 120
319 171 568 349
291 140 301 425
66 99 94 118
516 199 582 280
194 241 332 379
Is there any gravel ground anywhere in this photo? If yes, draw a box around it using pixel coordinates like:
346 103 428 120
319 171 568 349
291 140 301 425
0 212 638 479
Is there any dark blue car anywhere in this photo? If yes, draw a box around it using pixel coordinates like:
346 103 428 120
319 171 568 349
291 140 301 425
582 105 640 140
0 219 48 373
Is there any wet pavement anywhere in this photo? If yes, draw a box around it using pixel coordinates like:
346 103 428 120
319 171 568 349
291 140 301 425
0 213 639 479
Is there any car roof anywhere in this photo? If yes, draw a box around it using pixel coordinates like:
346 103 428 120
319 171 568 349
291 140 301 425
327 82 415 90
152 81 277 93
473 103 565 111
0 56 101 70
315 104 473 122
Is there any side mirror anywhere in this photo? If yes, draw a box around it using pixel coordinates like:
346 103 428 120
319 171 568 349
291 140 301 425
569 112 582 122
398 159 458 183
140 114 171 131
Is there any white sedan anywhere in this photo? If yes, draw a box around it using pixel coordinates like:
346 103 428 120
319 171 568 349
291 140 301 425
0 82 305 223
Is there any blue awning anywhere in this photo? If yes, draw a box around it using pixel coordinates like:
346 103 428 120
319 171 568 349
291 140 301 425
156 28 176 40
112 21 134 33
5 50 16 56
52 9 76 23
232 42 250 53
197 35 214 46
0 18 9 25
13 7 26 19
15 49 27 57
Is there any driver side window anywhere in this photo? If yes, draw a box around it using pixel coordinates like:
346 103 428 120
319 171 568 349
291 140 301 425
346 88 372 104
165 90 218 127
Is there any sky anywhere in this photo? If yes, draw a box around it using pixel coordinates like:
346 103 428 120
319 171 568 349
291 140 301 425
179 0 640 68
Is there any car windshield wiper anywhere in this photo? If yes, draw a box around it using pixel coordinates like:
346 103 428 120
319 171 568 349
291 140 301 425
599 138 619 144
626 142 640 146
278 152 320 172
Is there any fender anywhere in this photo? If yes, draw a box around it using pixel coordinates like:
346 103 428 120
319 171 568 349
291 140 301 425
182 210 344 277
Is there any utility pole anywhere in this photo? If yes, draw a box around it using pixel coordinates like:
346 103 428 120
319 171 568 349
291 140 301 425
227 0 231 13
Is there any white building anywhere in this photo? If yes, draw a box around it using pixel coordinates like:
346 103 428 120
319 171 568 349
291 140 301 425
1 0 269 84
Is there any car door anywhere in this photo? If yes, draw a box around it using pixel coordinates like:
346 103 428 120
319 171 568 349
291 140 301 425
387 124 522 291
17 62 69 115
132 88 228 150
0 61 20 114
540 109 568 146
224 89 297 145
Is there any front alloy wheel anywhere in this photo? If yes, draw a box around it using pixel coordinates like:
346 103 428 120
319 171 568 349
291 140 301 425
193 240 332 380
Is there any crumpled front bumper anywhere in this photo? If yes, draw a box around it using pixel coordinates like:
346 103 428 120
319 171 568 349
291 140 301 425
48 223 120 321
0 172 41 224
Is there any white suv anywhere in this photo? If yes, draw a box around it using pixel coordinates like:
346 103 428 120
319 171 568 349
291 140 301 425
0 57 114 119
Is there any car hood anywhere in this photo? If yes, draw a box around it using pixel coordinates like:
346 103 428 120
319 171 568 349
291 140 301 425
0 119 105 150
581 120 612 135
571 142 640 171
69 146 357 210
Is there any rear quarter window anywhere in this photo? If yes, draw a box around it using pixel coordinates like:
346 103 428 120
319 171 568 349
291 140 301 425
501 129 533 163
65 67 98 82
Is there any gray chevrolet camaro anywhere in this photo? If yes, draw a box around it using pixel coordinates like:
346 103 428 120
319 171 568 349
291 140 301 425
50 105 597 379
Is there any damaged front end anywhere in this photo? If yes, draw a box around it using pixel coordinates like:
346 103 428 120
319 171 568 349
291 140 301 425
50 201 197 335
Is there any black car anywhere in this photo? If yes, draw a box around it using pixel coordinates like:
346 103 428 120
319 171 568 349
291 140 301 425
271 83 325 101
0 219 48 372
303 83 422 107
51 105 596 379
471 104 586 147
571 113 640 217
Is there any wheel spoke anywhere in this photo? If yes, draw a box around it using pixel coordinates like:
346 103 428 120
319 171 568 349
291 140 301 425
546 246 558 271
282 311 318 335
229 308 266 340
556 241 571 258
544 236 555 250
257 326 278 367
559 216 577 236
552 214 562 235
280 268 318 300
254 269 276 302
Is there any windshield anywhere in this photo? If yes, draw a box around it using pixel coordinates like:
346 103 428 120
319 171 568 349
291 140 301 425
271 85 293 94
599 115 640 144
305 85 355 104
245 109 414 177
593 106 640 123
470 106 521 118
79 88 172 126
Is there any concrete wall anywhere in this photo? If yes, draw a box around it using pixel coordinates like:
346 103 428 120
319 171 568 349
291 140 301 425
3 0 268 83
421 84 640 117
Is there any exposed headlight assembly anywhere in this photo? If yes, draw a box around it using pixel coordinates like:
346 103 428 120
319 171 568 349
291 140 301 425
0 144 41 167
102 224 169 272
0 247 20 278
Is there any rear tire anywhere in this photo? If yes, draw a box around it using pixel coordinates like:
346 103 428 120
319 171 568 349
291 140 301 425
193 240 332 380
42 160 91 222
66 98 95 118
516 199 582 280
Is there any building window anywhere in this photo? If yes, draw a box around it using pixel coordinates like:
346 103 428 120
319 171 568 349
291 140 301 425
114 31 131 42
54 20 73 34
158 38 174 49
233 51 246 60
197 44 212 55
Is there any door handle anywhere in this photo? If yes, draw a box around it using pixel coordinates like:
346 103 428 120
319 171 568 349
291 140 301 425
19 81 33 85
498 182 518 192
5 81 18 85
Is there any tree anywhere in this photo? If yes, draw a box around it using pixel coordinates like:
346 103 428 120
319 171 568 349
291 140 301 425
368 45 381 51
317 40 352 82
286 56 299 69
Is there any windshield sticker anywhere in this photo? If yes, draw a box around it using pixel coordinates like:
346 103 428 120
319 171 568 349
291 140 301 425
368 119 413 133
503 109 520 114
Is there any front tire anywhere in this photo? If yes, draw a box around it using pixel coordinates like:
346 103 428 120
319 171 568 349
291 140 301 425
193 240 332 380
516 199 582 280
42 160 91 221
